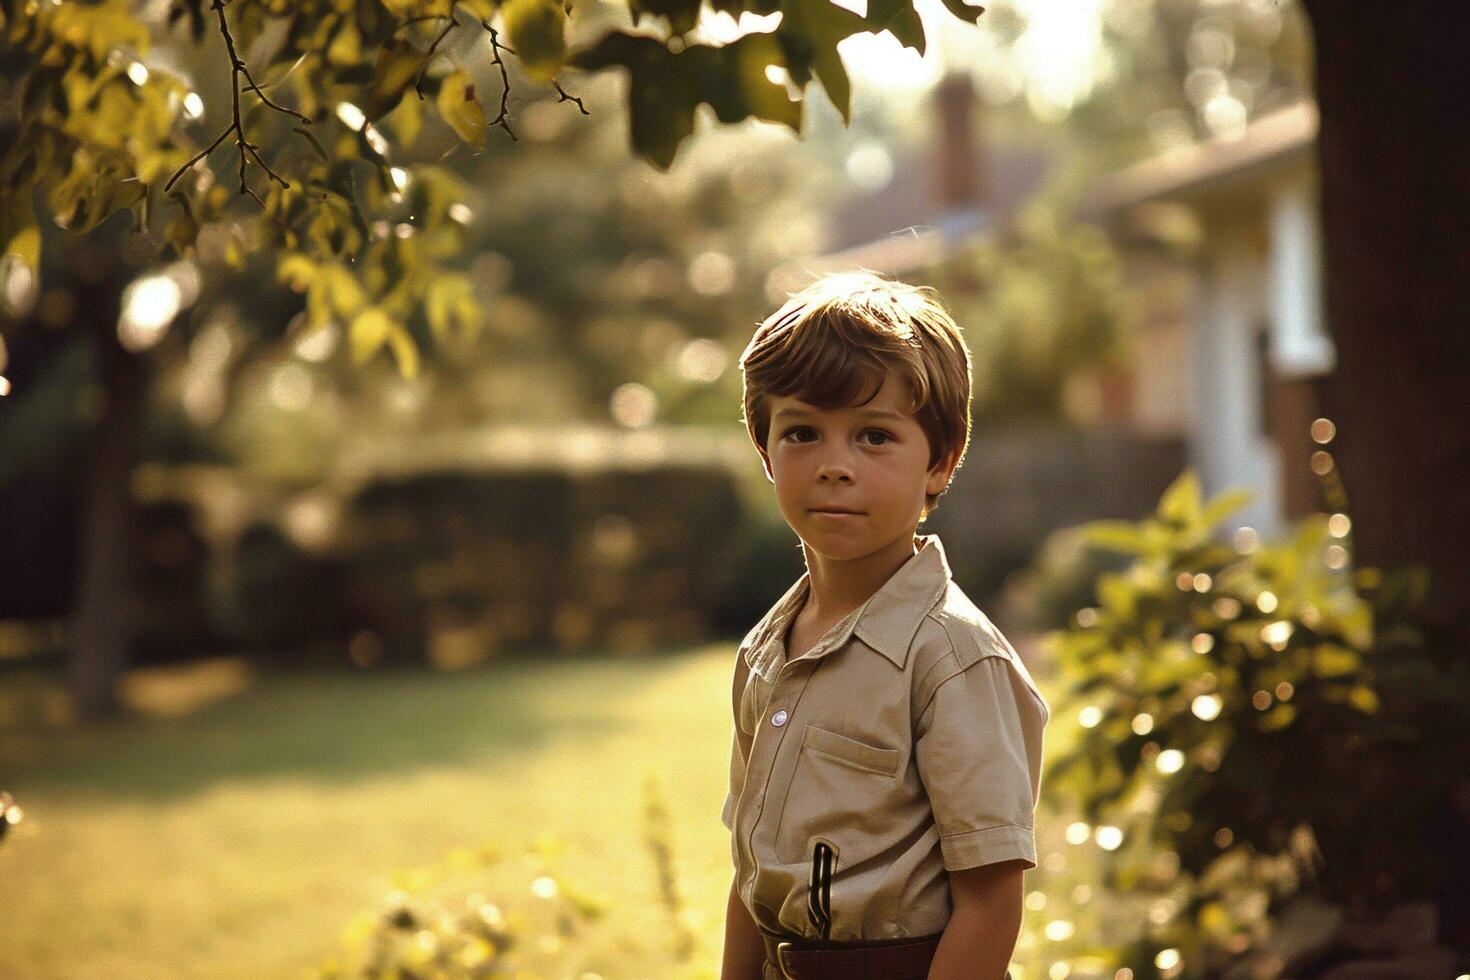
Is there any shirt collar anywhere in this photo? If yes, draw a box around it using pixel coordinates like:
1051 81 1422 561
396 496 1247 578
745 532 953 675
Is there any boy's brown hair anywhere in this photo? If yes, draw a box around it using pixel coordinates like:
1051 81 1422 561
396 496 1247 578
738 270 973 521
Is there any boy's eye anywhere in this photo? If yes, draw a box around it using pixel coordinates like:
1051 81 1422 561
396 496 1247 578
780 427 892 446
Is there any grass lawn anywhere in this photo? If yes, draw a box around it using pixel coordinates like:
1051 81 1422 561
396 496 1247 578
0 640 1087 980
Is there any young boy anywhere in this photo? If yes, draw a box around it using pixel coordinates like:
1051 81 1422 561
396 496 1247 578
719 271 1050 980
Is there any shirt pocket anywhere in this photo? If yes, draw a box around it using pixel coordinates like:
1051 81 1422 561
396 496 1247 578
774 724 901 864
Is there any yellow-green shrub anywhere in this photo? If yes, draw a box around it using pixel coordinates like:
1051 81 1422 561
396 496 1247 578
1038 470 1467 975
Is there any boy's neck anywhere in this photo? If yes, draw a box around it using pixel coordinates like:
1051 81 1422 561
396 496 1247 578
800 530 923 624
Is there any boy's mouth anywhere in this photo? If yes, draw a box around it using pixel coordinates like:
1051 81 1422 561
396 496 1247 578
810 508 863 515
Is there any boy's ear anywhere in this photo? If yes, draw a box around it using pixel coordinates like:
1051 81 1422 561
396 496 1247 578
926 447 959 496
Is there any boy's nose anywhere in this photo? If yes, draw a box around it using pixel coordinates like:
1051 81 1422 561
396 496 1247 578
814 444 856 482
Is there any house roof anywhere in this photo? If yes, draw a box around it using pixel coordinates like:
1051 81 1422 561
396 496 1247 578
767 208 991 293
766 143 1051 293
1081 99 1318 217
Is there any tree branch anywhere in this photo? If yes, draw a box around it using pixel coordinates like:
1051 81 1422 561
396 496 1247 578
164 0 312 201
554 80 589 115
402 4 591 143
415 12 462 99
480 20 518 141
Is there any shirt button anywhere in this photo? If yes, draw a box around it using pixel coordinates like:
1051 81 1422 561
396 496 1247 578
771 709 789 727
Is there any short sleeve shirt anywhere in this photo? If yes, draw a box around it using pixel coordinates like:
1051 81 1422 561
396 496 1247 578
722 532 1050 946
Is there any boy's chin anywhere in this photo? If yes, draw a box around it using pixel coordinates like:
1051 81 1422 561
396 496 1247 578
796 526 907 559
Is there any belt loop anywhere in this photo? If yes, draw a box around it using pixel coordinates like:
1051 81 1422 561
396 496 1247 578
774 940 797 979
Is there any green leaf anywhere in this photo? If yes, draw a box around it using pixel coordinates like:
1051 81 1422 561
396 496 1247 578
566 32 799 169
628 0 703 35
436 69 487 147
386 89 425 144
365 38 430 122
324 264 368 319
1 198 40 272
1158 468 1203 527
1095 571 1136 617
277 254 318 292
292 126 331 163
864 0 925 55
777 0 870 124
425 274 482 341
326 21 363 66
501 0 568 83
937 0 985 24
387 324 421 379
165 207 198 258
1336 597 1374 650
1079 519 1152 556
1346 684 1379 715
1201 486 1256 529
694 31 802 130
568 33 700 169
1310 644 1361 679
350 307 395 365
1257 701 1296 732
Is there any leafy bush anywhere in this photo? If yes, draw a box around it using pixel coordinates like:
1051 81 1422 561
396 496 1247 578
317 836 608 979
1000 522 1135 633
337 464 753 664
1037 470 1469 976
318 776 701 978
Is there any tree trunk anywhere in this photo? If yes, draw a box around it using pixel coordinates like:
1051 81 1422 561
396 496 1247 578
1300 0 1470 946
66 279 147 722
1300 2 1470 642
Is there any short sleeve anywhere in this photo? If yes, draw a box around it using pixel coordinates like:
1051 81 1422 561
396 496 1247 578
720 726 745 832
722 640 756 833
914 654 1049 872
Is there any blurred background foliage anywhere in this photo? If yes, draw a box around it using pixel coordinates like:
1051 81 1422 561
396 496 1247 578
926 168 1131 422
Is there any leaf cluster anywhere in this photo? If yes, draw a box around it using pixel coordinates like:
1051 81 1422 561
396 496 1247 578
319 836 609 978
1 0 986 376
1038 469 1453 973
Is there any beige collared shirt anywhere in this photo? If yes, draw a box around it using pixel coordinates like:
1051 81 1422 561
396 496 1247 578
722 531 1050 948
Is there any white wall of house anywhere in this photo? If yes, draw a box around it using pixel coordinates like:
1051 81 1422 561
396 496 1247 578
1266 169 1335 378
1089 103 1336 536
1189 223 1285 537
1164 161 1334 539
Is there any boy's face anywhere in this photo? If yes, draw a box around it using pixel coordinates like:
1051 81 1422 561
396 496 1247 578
756 371 957 561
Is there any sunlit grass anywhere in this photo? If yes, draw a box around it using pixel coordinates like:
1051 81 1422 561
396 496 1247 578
0 640 1078 979
0 649 740 978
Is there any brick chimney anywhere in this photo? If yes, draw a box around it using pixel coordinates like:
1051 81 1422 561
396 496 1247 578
932 73 987 212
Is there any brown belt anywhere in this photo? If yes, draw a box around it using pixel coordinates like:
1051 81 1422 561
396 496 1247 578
759 929 944 980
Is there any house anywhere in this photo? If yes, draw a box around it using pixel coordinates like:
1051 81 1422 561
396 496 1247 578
1081 99 1334 537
